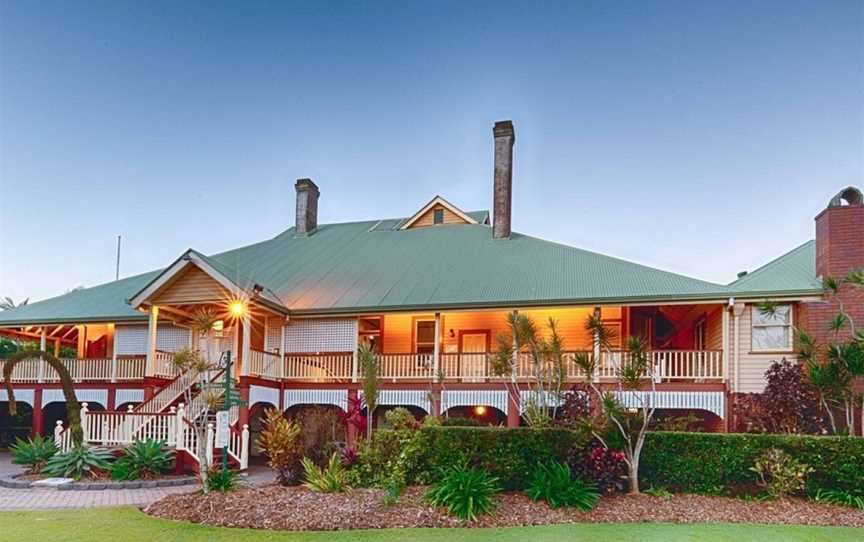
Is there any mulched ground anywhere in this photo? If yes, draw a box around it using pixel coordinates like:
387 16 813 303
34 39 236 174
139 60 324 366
144 485 864 530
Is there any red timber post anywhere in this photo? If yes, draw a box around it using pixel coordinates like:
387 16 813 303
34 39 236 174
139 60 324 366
507 389 520 428
238 380 250 428
32 388 43 438
346 389 358 446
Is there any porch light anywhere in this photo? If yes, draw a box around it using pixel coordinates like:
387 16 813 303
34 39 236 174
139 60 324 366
229 300 247 317
475 406 487 416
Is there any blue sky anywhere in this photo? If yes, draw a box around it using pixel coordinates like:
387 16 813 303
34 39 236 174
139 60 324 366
1 1 862 302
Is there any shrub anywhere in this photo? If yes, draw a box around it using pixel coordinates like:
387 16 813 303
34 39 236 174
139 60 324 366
9 435 57 474
426 465 500 521
569 444 628 494
302 452 351 493
731 360 827 434
525 460 599 510
639 432 864 496
110 457 138 481
555 389 592 429
206 467 239 492
294 406 346 467
414 426 589 490
440 417 482 427
120 439 173 479
383 407 420 431
813 489 864 509
750 448 813 498
43 445 113 480
257 408 304 485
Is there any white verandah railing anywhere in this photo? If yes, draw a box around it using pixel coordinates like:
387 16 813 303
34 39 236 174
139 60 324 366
0 356 146 383
266 349 723 382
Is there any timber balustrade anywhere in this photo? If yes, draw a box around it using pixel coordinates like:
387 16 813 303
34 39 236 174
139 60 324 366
54 401 250 471
247 349 723 383
0 356 146 383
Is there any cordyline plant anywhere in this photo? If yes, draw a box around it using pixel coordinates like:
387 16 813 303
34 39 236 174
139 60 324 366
358 342 379 441
572 313 656 494
491 312 567 427
257 407 303 485
172 308 225 493
760 272 864 436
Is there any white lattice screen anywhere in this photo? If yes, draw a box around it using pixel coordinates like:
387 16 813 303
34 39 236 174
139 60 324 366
284 319 357 353
265 317 283 352
116 324 191 355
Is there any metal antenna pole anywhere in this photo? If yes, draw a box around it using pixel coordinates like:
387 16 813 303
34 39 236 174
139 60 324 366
115 235 121 280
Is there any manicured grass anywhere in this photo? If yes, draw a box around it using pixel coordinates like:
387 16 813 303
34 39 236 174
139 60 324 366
0 507 860 541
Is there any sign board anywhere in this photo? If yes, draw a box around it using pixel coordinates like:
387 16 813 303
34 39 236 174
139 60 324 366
215 410 230 448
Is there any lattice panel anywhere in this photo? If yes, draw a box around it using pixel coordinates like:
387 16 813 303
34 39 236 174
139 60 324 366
265 317 283 352
284 319 357 353
116 325 191 355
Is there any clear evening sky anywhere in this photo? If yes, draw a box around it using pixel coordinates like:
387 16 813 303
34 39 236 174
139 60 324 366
1 1 862 302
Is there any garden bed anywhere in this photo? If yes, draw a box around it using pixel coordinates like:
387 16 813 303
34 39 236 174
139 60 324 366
144 485 864 530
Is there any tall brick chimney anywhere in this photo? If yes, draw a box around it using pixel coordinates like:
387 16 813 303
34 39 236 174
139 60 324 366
815 186 864 279
492 120 515 239
294 178 319 236
802 186 864 344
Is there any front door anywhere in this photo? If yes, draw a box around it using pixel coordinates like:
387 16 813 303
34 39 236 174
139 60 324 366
460 332 488 380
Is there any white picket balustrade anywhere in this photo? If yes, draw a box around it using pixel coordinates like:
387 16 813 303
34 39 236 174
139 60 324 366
377 353 433 380
248 349 282 380
283 353 353 380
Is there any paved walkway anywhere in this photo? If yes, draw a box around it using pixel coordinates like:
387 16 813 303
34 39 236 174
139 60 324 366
0 452 197 510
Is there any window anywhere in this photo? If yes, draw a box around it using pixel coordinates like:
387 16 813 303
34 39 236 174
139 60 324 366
433 208 444 224
415 320 436 354
751 305 792 351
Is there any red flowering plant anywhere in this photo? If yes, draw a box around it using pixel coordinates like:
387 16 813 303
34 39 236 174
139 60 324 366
570 443 628 494
339 395 367 436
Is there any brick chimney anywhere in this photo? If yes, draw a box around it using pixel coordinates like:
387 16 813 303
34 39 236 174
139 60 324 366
802 186 864 344
815 186 864 279
294 178 319 236
492 120 515 239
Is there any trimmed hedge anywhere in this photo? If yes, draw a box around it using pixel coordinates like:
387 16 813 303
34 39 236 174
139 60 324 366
640 432 864 496
412 426 589 490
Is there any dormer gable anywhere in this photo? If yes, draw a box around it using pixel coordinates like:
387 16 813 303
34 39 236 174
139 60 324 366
400 196 479 230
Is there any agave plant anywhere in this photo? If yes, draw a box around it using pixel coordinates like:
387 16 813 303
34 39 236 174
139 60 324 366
111 439 174 480
43 445 114 480
9 435 58 474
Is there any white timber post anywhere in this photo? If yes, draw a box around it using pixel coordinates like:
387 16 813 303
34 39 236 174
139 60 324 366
80 402 89 443
110 324 118 383
125 404 135 442
38 327 47 383
732 302 745 394
241 424 250 469
205 423 215 465
168 406 177 446
592 307 602 383
175 403 186 449
145 305 159 377
722 303 730 384
279 319 287 380
54 420 64 447
432 312 441 379
240 314 251 377
351 319 359 383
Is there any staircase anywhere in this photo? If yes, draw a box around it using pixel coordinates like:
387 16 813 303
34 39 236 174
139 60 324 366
54 358 249 472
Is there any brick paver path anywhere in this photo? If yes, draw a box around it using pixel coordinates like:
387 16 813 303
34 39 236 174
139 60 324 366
0 453 197 510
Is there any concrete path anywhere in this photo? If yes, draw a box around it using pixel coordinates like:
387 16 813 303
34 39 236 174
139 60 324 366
0 452 196 510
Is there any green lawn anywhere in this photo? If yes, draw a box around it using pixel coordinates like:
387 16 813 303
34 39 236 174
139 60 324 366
0 507 860 541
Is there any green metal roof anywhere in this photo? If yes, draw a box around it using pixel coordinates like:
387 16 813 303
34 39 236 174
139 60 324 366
0 214 823 325
728 240 823 295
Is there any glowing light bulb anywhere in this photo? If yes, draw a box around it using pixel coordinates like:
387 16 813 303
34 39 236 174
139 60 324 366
475 406 487 416
229 300 246 317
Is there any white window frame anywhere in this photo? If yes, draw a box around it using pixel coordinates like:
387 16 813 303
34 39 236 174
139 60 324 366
751 304 793 352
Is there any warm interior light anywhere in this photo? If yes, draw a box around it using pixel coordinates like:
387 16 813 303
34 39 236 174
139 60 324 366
474 406 487 416
229 300 247 317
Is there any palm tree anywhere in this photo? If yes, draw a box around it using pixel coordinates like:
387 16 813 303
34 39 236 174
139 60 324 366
0 297 28 311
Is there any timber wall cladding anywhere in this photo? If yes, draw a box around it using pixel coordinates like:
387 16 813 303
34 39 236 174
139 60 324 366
283 319 357 352
406 204 470 228
151 266 229 305
115 324 191 355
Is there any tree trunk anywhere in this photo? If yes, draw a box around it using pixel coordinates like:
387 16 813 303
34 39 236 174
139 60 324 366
366 408 373 441
627 458 640 494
